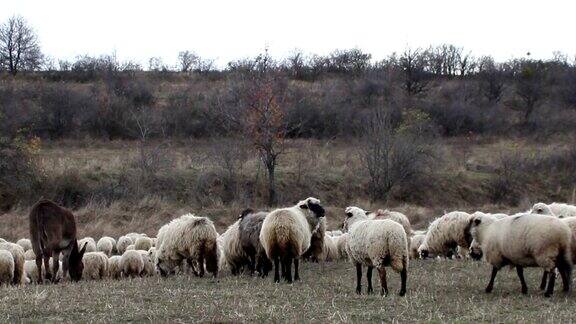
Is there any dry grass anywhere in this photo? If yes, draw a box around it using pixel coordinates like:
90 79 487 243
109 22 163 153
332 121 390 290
1 260 574 322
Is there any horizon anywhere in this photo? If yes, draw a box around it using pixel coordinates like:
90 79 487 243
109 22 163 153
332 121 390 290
3 0 576 69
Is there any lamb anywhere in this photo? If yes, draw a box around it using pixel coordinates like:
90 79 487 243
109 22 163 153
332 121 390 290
0 250 14 285
97 237 116 256
302 217 327 262
120 250 144 278
418 211 474 259
24 249 36 261
344 206 408 296
134 237 153 251
0 242 25 285
155 213 219 278
410 234 426 259
219 217 249 275
24 259 63 283
116 236 133 255
259 197 326 283
78 237 97 253
369 209 413 237
108 255 122 279
335 233 350 260
532 202 576 218
238 209 272 277
16 238 32 252
470 213 572 297
82 252 108 280
138 250 156 276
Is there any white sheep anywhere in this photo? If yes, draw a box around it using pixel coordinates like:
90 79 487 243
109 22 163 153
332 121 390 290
219 219 248 275
0 250 14 285
16 239 32 252
24 249 36 261
155 213 219 278
138 250 156 276
97 237 115 257
344 206 408 296
320 234 338 262
78 237 97 253
369 209 413 236
327 230 343 237
125 232 147 243
335 233 350 260
0 242 25 285
117 236 133 255
259 197 326 283
418 211 474 259
108 255 122 279
471 213 572 297
126 244 135 251
23 259 63 283
120 250 144 278
82 252 108 280
469 212 508 260
134 237 153 251
532 202 576 218
410 234 426 259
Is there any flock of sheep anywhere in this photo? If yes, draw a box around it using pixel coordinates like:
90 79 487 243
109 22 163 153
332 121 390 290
1 198 576 299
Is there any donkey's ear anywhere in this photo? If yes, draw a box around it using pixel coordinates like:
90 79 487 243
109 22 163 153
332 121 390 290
79 242 88 255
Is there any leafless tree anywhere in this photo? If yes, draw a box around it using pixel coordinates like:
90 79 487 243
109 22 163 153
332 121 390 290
399 48 429 96
0 15 42 75
511 61 547 125
178 50 199 72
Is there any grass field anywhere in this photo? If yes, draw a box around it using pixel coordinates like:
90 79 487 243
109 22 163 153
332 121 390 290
2 259 574 322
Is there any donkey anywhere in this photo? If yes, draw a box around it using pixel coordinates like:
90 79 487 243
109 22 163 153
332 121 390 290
29 199 87 283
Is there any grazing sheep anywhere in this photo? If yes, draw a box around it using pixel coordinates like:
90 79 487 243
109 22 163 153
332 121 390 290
369 209 413 237
260 197 326 283
138 250 156 276
327 230 343 237
134 237 153 251
151 238 157 247
24 249 36 261
78 237 97 253
219 217 249 275
418 211 474 259
125 232 147 243
238 209 272 277
532 202 576 218
410 234 426 259
97 237 115 257
468 212 508 260
0 238 6 243
538 217 576 290
126 244 135 251
24 259 63 283
344 206 408 296
0 250 14 285
148 247 156 260
471 213 572 297
16 239 32 252
155 214 219 278
335 233 350 260
108 255 122 279
117 236 133 255
320 234 338 262
0 242 25 285
302 217 327 262
120 250 144 278
82 252 108 280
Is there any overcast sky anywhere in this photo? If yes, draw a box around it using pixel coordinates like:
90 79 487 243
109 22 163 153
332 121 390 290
3 0 576 68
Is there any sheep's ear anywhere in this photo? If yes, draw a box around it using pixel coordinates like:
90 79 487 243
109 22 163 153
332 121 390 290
365 210 371 216
474 219 481 226
346 212 353 218
299 204 309 209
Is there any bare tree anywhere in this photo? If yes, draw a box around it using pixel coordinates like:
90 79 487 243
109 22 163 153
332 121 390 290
511 61 547 125
399 48 429 96
478 56 504 103
0 15 42 75
178 50 199 72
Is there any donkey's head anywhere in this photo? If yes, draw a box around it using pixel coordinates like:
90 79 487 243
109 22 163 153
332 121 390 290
68 240 87 281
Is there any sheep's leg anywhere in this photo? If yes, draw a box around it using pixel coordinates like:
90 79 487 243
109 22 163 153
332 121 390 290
294 258 300 281
274 257 280 283
516 266 528 294
366 266 374 294
35 255 43 284
52 251 61 283
377 267 388 296
43 254 52 283
545 268 556 297
284 257 293 283
197 256 205 278
399 268 407 296
485 266 498 293
559 267 571 292
248 254 256 276
355 263 362 295
540 271 548 290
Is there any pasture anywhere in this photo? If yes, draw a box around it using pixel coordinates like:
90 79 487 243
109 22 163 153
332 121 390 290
1 259 573 322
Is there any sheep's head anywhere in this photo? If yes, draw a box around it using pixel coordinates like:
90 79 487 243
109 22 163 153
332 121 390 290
469 239 483 260
531 203 555 216
343 206 369 232
155 252 178 277
417 242 429 259
298 197 325 218
239 208 254 219
469 213 497 250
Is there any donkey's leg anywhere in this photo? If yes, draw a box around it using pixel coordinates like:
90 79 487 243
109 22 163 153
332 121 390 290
51 251 61 283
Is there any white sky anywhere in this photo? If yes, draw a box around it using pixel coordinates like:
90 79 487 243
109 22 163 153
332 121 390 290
3 0 576 68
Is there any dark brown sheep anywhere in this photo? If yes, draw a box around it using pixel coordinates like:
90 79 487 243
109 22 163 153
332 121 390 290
238 209 272 277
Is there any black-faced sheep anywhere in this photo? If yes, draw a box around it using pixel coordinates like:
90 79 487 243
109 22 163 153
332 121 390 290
344 206 408 296
260 197 326 283
418 211 474 259
155 214 219 278
238 209 272 277
471 213 572 297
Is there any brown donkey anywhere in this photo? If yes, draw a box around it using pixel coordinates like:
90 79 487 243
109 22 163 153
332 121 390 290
29 200 87 283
